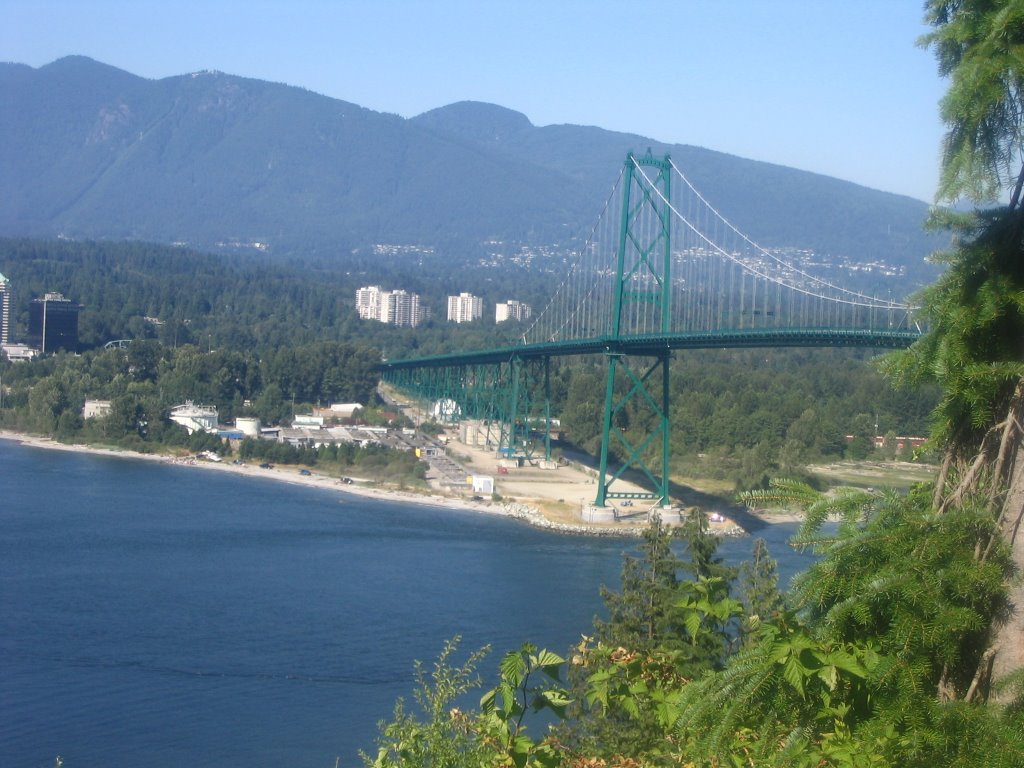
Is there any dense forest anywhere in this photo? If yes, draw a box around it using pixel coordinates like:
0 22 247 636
0 237 558 352
560 349 937 490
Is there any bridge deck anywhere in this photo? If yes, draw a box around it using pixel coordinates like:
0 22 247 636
379 327 921 370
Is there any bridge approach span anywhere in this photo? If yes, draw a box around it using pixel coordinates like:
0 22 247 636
378 327 921 371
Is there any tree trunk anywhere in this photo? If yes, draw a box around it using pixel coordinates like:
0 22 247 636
990 440 1024 700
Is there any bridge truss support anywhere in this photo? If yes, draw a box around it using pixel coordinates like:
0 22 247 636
381 356 555 463
500 355 554 461
596 150 674 507
596 350 671 506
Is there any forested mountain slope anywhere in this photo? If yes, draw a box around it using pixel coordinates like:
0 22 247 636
1 57 942 281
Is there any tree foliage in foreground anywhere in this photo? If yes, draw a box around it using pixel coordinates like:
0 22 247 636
364 639 569 768
559 517 740 759
882 0 1024 693
366 492 1023 766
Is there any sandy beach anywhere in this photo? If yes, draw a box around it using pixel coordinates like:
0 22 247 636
0 429 789 534
0 428 491 511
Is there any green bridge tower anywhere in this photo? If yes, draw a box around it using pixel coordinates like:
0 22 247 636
595 151 673 508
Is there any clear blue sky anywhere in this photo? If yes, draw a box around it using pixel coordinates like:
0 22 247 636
2 0 947 202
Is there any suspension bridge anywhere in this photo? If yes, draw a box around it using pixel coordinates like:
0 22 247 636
380 151 922 511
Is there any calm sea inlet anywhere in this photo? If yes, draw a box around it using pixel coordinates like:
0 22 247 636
0 439 816 768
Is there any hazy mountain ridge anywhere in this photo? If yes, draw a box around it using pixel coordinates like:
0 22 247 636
0 56 942 278
414 101 939 267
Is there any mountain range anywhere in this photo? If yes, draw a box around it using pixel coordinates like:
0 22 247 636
0 56 942 280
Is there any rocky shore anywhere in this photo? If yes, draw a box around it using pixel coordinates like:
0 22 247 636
497 501 747 538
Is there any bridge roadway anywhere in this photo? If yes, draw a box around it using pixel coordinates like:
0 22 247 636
378 327 922 371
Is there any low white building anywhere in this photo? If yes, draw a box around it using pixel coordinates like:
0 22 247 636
471 475 495 494
235 417 262 437
328 403 363 418
2 343 37 362
82 400 112 419
169 401 219 434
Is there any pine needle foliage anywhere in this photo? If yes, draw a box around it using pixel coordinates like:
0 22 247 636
670 614 885 767
737 537 784 641
880 206 1024 458
566 516 740 759
901 0 1024 696
794 487 1010 699
593 517 691 655
920 0 1024 204
667 480 1023 766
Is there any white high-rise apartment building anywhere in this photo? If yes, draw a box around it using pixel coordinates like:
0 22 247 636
447 292 483 323
381 289 423 328
495 300 532 323
355 285 424 327
355 286 383 321
0 272 10 345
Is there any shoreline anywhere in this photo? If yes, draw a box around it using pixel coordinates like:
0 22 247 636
0 430 796 535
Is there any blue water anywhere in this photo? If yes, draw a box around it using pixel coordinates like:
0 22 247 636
0 439 814 768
